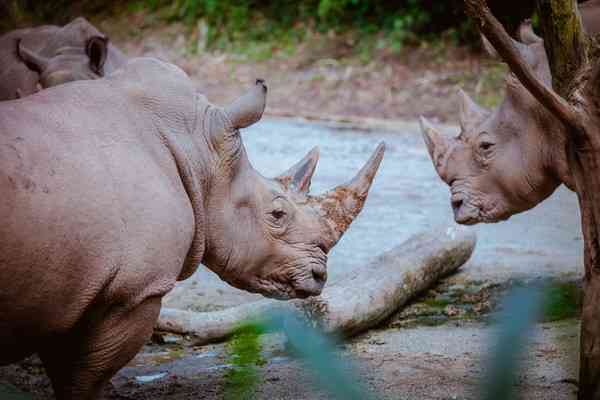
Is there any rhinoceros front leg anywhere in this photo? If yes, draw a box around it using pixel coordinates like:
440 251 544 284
39 297 161 400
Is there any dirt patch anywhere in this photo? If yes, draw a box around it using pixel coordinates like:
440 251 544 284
0 277 582 399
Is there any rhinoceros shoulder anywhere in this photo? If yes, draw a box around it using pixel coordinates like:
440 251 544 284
105 57 199 116
108 57 192 91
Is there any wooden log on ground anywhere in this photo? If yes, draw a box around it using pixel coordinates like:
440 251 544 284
156 225 477 343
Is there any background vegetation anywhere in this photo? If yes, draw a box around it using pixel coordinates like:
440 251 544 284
2 0 538 50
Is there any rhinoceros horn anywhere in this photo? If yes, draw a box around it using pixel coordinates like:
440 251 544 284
276 147 320 194
225 79 267 129
315 142 385 242
458 89 489 132
17 39 49 73
419 116 449 178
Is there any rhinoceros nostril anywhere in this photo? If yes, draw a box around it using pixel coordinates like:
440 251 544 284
451 198 464 213
295 288 313 299
312 267 327 283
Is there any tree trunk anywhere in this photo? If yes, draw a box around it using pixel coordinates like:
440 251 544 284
570 131 600 399
537 2 600 398
537 0 588 94
157 226 476 344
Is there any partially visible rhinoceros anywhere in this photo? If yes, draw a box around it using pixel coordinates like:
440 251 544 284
0 57 384 399
582 0 600 36
419 20 568 225
0 16 126 100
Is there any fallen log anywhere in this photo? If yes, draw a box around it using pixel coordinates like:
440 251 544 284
157 225 476 343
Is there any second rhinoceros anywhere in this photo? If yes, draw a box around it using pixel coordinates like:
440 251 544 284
419 20 569 224
0 57 384 399
0 17 126 100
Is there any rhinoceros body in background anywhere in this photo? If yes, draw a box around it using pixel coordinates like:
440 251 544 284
0 17 126 100
0 57 384 399
582 0 600 36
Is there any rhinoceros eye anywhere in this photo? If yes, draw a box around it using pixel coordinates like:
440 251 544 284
479 141 494 151
271 209 286 220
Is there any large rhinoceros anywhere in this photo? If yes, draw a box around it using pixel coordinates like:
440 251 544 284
0 57 384 399
418 5 600 223
419 20 569 224
0 17 126 101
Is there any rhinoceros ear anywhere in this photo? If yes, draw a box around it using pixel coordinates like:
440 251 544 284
517 19 542 45
225 80 267 130
419 117 449 177
87 36 108 76
458 89 489 132
276 147 319 194
17 39 49 73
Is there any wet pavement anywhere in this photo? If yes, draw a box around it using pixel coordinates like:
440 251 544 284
165 117 583 311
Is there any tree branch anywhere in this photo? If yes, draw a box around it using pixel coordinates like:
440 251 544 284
464 0 584 133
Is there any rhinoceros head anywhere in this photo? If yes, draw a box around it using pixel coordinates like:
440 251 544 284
201 81 385 299
419 21 569 225
16 17 109 91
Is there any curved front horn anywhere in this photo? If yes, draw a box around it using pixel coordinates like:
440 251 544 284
225 79 267 130
316 142 385 242
17 39 49 73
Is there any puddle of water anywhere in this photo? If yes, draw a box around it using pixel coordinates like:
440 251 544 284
205 364 233 371
135 372 168 383
269 356 290 364
196 351 218 359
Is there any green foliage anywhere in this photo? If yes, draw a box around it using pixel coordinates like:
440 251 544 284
423 297 450 309
480 287 544 400
2 0 539 54
224 323 266 400
0 383 33 400
542 281 580 322
265 312 377 400
143 0 538 54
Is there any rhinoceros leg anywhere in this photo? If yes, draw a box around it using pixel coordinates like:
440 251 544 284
39 297 161 400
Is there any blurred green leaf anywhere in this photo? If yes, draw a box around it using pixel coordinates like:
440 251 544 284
480 287 544 400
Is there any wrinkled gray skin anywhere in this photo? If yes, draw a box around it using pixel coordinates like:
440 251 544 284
0 17 126 101
0 57 384 399
420 20 573 225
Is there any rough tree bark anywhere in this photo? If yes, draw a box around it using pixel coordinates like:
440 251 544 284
463 0 600 398
157 226 476 344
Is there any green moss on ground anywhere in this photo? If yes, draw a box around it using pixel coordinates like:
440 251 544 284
224 324 266 400
542 281 581 322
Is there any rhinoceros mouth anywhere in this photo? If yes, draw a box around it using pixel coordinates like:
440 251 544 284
449 191 481 225
450 190 511 225
254 260 327 300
